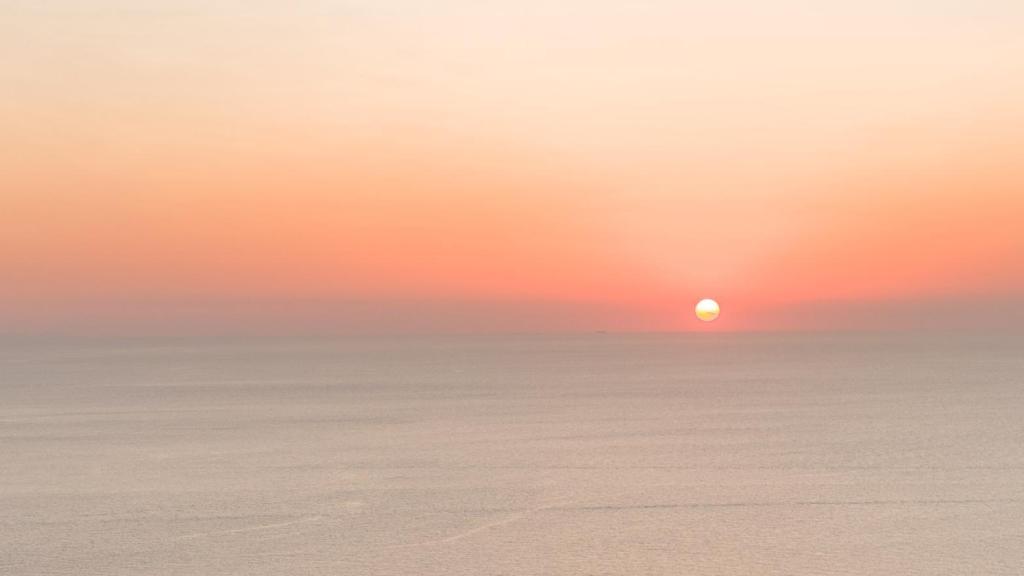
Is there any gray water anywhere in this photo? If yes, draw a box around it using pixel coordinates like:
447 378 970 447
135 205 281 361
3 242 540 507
2 333 1023 575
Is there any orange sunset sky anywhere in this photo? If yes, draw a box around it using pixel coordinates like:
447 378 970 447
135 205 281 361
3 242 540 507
3 1 1024 334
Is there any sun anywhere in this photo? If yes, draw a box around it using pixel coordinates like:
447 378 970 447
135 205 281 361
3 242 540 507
695 298 720 322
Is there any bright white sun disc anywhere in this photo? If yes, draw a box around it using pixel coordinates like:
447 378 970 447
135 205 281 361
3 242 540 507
695 298 720 322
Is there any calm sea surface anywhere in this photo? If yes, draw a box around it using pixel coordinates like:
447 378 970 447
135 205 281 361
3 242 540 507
2 333 1023 575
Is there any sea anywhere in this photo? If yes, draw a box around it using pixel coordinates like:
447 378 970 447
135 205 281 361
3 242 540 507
2 332 1023 575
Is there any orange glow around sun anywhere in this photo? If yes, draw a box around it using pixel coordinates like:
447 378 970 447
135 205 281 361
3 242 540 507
2 1 1024 334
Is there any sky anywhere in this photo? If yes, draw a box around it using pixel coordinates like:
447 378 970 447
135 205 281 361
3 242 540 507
3 1 1024 334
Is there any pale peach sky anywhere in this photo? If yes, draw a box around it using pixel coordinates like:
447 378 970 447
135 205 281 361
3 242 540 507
2 1 1023 333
